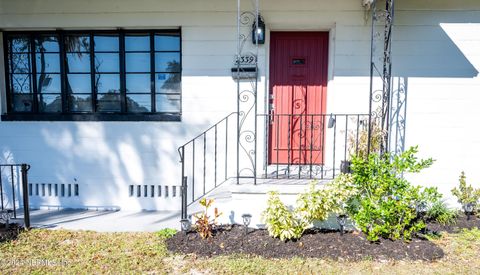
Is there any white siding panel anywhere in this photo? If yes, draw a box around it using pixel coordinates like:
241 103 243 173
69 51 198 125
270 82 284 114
0 0 480 211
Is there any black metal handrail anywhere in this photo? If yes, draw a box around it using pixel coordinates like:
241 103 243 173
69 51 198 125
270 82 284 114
0 164 31 228
178 112 237 219
178 112 370 220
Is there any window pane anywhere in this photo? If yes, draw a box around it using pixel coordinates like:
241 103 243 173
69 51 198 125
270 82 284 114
97 93 121 112
155 34 180 51
126 74 151 93
95 74 120 94
11 74 31 93
65 35 90 52
94 35 119 52
36 53 60 73
156 94 180 112
37 74 61 93
155 73 180 94
155 52 180 72
35 36 59 52
12 94 33 112
127 94 151 112
125 35 150 51
11 54 31 74
66 53 91 73
9 37 30 53
95 53 120 73
69 94 92 112
67 74 91 93
39 94 62 113
126 53 150 72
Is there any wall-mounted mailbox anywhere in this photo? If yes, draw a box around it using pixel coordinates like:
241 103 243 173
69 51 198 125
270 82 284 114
231 67 258 80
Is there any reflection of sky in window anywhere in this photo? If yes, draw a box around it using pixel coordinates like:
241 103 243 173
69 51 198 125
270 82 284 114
67 53 90 72
95 53 120 72
36 53 61 73
94 36 119 52
96 74 120 93
155 35 180 51
126 35 150 51
67 74 91 93
126 53 150 72
126 74 150 93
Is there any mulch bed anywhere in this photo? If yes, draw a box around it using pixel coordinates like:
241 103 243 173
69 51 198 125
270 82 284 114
167 214 480 261
0 223 23 243
427 213 480 233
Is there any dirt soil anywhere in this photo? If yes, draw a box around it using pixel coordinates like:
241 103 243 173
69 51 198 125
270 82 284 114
167 225 444 261
427 213 480 233
167 214 480 261
0 223 22 243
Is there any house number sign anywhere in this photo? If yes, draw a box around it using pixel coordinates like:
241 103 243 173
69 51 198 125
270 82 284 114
235 54 257 66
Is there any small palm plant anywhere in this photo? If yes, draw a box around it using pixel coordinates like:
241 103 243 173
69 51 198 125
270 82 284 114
193 198 222 239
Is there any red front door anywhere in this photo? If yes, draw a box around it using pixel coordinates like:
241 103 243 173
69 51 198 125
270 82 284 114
269 32 329 165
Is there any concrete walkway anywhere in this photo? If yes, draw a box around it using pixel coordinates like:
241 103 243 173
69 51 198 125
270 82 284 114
13 209 181 232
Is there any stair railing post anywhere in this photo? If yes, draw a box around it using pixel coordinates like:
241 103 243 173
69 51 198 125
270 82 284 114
21 164 30 229
179 146 187 220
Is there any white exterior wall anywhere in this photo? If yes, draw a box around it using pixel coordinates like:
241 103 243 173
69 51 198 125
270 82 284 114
0 0 479 210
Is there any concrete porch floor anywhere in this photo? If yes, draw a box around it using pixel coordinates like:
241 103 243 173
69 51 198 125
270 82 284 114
12 209 181 232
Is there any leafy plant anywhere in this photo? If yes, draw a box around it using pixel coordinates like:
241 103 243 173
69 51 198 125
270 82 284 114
263 175 357 241
426 200 458 225
193 198 222 239
347 146 434 241
262 191 307 241
156 228 177 239
451 171 480 213
297 174 357 222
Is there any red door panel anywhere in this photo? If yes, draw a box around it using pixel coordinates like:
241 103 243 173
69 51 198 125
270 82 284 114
269 32 329 165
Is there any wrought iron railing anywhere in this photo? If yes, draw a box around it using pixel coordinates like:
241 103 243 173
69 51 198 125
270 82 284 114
0 164 31 228
178 112 370 219
258 113 370 180
178 112 238 219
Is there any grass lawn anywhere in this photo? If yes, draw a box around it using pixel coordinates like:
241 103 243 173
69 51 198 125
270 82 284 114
0 228 479 274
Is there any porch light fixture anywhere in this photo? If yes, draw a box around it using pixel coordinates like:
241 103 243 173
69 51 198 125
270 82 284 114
328 114 336 128
463 202 475 220
336 214 347 235
180 218 191 234
241 213 252 235
252 14 265 45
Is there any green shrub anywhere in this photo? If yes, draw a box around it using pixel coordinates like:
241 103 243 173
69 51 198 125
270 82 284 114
157 228 177 239
347 146 434 241
452 171 480 213
297 174 357 221
426 200 458 225
262 191 307 241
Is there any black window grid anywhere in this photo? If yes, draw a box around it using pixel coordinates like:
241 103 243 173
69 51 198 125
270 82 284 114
2 29 182 120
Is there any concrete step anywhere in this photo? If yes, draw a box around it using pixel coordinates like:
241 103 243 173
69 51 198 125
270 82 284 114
187 178 333 228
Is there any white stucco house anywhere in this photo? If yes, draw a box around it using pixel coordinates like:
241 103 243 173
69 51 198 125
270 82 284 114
0 0 479 224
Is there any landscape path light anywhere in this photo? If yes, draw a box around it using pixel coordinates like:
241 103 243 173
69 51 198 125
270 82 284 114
242 213 252 235
336 214 347 235
464 202 475 221
180 218 191 234
0 209 14 229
